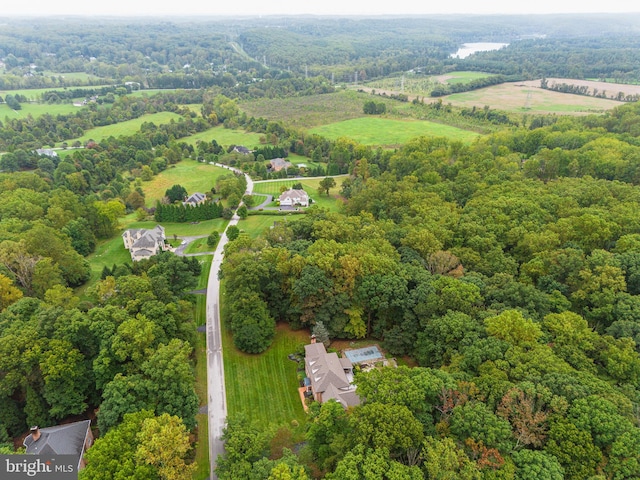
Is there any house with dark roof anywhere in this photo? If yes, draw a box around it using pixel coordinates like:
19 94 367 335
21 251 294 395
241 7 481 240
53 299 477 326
182 192 207 206
122 224 167 261
278 189 309 207
23 420 93 472
304 340 360 408
233 145 252 155
269 158 292 172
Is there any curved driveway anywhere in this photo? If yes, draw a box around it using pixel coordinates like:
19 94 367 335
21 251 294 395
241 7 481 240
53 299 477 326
206 165 253 479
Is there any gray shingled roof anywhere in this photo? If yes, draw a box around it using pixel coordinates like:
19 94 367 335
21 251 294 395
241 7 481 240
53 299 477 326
23 420 91 462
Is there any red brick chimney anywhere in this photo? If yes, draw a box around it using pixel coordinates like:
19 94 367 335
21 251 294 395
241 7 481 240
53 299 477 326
30 426 40 442
310 334 316 344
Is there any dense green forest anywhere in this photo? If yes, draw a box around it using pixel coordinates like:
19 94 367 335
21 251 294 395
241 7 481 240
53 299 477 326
2 14 640 480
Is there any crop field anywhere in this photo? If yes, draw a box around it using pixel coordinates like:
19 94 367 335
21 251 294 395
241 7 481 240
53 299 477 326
222 321 309 429
436 71 494 84
0 83 110 101
182 125 263 149
444 81 622 114
61 111 183 145
138 160 230 206
310 117 480 145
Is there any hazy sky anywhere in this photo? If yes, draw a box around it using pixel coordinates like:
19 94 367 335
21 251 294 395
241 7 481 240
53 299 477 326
2 0 639 17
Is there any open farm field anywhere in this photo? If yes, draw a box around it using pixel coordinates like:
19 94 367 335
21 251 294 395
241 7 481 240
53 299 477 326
444 81 623 114
435 71 495 84
62 111 183 145
309 117 480 145
239 90 370 128
0 102 81 119
138 160 230 206
222 321 309 429
182 125 263 149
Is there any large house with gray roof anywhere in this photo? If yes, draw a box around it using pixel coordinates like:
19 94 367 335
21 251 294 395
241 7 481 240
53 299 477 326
122 225 167 261
23 420 93 472
304 340 360 408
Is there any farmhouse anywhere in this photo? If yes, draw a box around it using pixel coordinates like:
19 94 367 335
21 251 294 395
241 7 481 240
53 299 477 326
304 340 360 408
182 192 207 206
269 158 292 172
279 189 309 207
23 420 93 472
122 224 167 261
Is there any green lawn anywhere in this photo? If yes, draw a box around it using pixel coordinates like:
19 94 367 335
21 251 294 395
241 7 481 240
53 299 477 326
309 117 479 145
193 256 212 480
222 321 309 429
126 218 229 237
0 82 109 101
61 111 184 145
184 237 212 254
139 161 230 207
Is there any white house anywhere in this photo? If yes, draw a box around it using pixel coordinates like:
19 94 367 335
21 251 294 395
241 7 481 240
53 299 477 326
278 189 309 207
122 225 167 261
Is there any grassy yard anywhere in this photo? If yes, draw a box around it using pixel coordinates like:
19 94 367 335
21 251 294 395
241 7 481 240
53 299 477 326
184 237 212 254
138 161 230 206
222 320 309 430
61 111 184 145
126 218 229 237
309 117 479 146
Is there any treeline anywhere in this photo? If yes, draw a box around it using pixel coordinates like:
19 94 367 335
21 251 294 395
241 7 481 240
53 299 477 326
430 74 511 97
540 78 640 102
154 200 223 223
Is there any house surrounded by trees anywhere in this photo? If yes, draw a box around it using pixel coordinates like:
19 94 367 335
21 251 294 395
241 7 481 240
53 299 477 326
122 225 167 261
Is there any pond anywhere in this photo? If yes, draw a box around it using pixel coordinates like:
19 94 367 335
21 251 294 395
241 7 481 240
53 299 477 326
451 42 509 59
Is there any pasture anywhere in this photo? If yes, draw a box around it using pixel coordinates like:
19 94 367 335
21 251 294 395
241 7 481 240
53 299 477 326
138 160 230 206
0 102 80 119
61 111 183 145
309 117 480 145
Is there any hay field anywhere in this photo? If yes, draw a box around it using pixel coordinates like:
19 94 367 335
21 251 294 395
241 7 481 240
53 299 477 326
444 81 622 115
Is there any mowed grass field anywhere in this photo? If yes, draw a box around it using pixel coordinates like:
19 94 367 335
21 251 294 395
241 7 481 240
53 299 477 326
222 321 309 429
61 111 184 145
138 161 230 206
310 117 480 145
0 102 81 119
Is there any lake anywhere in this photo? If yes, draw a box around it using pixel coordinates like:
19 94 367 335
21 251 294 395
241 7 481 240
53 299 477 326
451 42 509 59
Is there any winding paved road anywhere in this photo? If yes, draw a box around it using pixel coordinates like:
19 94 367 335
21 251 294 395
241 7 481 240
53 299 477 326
206 166 253 480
